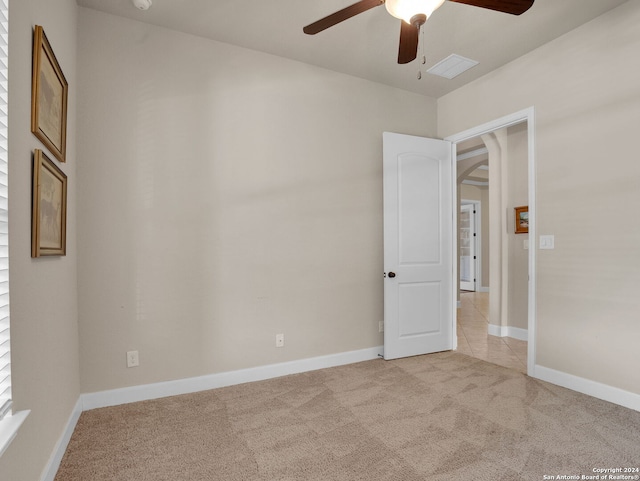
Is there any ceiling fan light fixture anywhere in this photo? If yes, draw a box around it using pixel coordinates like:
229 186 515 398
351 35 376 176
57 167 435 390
131 0 152 11
385 0 445 24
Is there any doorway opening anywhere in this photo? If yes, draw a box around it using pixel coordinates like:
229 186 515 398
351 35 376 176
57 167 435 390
459 201 479 292
446 107 536 375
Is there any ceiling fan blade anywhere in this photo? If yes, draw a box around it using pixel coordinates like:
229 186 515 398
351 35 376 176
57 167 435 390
397 20 419 64
303 0 384 35
448 0 534 15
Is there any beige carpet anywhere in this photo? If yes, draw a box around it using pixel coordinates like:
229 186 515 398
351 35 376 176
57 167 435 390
55 352 640 480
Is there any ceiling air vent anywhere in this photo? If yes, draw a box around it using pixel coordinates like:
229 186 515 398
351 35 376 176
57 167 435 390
427 54 478 79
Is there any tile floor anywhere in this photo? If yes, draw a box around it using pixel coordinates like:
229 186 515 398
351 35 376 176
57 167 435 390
456 291 528 373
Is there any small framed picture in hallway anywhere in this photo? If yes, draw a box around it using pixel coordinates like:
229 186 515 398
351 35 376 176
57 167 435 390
514 206 528 234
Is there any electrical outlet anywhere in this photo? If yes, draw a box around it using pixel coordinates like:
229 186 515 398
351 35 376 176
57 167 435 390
126 350 139 368
275 333 284 348
379 321 384 333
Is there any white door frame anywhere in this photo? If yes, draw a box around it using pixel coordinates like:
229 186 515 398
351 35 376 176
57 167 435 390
445 107 536 375
460 199 481 292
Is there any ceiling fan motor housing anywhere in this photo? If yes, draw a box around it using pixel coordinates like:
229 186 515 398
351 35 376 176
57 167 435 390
410 13 427 27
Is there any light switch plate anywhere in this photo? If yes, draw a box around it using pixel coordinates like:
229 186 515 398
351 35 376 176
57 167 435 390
539 235 555 250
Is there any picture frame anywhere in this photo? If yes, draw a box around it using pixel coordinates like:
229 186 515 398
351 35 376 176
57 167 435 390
32 149 67 257
514 206 529 234
31 25 68 163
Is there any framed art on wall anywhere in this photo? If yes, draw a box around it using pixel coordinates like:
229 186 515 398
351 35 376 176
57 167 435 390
31 25 68 163
514 205 529 234
32 149 67 257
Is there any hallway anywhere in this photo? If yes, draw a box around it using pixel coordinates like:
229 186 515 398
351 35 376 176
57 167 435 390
456 291 528 373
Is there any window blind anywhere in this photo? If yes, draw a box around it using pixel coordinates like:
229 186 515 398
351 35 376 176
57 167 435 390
0 0 10 421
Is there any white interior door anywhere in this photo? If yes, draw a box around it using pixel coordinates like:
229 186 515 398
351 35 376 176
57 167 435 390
460 203 476 291
383 132 454 360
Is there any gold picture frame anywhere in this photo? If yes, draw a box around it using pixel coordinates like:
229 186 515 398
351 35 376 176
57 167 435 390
32 150 67 257
31 25 68 163
514 205 529 234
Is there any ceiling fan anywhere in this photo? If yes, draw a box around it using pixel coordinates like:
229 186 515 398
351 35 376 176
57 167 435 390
303 0 534 64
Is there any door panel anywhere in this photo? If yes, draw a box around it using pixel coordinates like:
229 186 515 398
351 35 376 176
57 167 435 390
398 155 441 264
383 132 453 360
398 282 441 337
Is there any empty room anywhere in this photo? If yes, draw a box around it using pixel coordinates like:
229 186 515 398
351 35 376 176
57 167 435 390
1 0 639 480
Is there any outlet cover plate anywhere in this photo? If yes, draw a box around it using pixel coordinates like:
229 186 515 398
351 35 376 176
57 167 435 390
126 350 139 368
539 235 555 250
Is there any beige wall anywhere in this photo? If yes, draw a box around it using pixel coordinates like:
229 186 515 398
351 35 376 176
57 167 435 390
506 124 528 330
0 0 80 480
480 187 489 289
76 8 437 393
439 1 640 394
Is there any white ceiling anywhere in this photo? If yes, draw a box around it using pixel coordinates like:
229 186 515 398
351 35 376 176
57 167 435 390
75 0 628 98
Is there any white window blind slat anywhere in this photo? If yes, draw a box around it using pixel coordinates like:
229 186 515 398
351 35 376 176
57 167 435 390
0 0 8 424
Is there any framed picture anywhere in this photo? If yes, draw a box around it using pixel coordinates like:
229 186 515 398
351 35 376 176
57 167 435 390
31 25 68 163
32 149 67 257
514 206 528 234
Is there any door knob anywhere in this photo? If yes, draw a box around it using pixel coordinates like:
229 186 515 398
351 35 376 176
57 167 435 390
388 272 396 278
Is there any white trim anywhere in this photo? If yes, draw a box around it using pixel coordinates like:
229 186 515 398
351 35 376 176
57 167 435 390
34 343 640 481
82 346 383 411
459 202 476 291
0 410 29 458
457 147 488 161
445 106 536 376
450 142 458 352
40 399 83 481
38 347 379 478
478 286 490 293
487 324 528 341
487 324 502 337
460 199 482 293
461 179 488 186
535 365 640 413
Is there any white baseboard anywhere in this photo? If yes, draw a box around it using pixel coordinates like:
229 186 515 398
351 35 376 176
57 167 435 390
41 345 640 481
42 347 383 480
81 346 383 411
487 324 528 341
478 286 490 293
534 365 640 413
40 398 83 481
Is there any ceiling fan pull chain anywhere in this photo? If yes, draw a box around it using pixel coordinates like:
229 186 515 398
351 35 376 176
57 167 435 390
420 25 427 65
417 24 426 80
